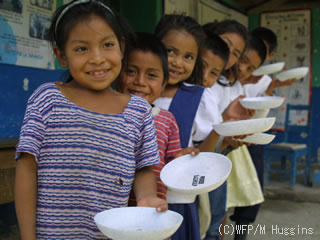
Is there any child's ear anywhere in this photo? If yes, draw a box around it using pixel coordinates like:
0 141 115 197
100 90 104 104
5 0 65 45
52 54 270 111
53 46 68 68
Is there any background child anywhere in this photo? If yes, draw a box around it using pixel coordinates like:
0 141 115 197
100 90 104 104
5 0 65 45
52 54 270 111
153 14 206 240
231 27 296 240
201 20 249 240
118 32 199 202
15 1 166 239
223 35 268 240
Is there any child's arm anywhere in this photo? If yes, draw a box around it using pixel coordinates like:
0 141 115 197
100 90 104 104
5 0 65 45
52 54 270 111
197 130 220 152
15 153 38 240
133 166 168 212
265 78 296 96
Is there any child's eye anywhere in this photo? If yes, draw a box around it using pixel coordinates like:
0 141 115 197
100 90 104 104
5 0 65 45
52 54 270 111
211 71 219 77
126 68 136 75
167 49 174 55
148 73 158 78
104 42 115 48
75 46 87 52
185 54 194 61
248 67 255 73
233 52 240 59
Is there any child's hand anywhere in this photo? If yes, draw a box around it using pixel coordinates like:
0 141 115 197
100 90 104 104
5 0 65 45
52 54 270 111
224 136 244 148
174 147 200 159
137 196 168 212
222 96 254 121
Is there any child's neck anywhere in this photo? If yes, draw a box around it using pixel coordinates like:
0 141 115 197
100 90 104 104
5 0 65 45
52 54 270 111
161 84 180 98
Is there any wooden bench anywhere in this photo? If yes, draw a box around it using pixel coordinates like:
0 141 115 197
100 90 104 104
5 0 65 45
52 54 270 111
0 138 18 204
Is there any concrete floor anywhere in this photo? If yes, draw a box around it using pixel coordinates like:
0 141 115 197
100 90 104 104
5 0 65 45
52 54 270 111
225 199 320 240
2 179 319 240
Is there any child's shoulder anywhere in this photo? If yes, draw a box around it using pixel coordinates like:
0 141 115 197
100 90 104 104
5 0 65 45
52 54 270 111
125 95 153 122
28 82 59 104
153 107 178 127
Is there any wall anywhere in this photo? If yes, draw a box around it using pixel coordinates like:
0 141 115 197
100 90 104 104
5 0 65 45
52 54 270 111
249 9 320 160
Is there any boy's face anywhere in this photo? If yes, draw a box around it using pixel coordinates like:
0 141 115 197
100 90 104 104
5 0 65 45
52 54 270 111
201 49 225 88
238 49 262 85
120 50 165 104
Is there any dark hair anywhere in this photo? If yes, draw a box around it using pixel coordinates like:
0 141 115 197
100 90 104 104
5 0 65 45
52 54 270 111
154 14 205 85
203 20 248 86
126 32 169 85
251 27 277 54
48 0 134 82
202 32 229 70
246 33 267 66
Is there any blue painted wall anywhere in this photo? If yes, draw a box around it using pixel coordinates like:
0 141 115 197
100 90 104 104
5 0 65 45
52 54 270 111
0 64 65 138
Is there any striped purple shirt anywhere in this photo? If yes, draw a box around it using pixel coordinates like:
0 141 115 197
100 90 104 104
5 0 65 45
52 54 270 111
16 82 160 239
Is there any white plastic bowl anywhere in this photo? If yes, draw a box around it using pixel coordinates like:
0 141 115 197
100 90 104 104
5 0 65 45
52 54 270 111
252 62 285 76
236 132 276 145
94 207 183 240
212 117 276 137
160 152 232 203
275 67 309 81
252 109 270 119
240 96 285 109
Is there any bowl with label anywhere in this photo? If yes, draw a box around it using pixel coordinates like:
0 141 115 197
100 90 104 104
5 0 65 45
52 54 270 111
160 152 232 203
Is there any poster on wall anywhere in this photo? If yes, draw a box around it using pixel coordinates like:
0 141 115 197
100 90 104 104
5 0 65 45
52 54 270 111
0 0 56 69
260 9 312 129
198 0 248 27
165 0 190 15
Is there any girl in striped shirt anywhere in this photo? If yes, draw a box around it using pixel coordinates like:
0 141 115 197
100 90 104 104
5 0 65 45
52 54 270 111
15 1 166 239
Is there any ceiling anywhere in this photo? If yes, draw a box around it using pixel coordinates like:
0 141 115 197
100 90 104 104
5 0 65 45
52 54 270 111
230 0 320 13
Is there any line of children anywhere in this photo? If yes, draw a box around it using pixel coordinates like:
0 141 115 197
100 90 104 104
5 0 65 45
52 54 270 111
14 2 291 239
200 20 250 240
231 27 297 240
223 33 268 240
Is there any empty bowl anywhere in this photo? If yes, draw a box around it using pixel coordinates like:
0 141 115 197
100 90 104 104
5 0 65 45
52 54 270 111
94 207 183 240
212 117 276 137
235 132 276 145
252 62 285 76
275 67 309 81
160 152 232 203
240 96 285 110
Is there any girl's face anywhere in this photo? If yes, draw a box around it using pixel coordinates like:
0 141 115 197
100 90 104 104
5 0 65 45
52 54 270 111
161 29 198 85
120 50 165 104
220 32 245 70
55 15 123 91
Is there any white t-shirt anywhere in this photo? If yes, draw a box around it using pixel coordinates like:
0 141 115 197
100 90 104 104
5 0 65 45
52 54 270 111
153 83 222 146
209 79 245 114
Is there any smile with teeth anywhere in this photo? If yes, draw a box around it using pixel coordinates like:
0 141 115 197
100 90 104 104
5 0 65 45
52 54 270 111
129 89 147 97
169 69 183 77
88 69 109 76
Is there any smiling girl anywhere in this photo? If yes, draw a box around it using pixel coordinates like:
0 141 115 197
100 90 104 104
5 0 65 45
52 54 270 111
14 1 166 239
